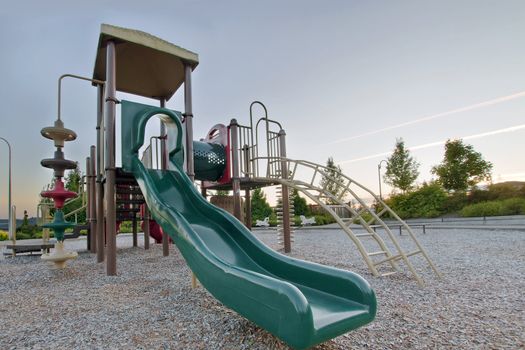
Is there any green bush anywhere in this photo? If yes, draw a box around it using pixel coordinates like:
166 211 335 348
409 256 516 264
460 201 502 217
460 198 525 217
268 212 278 227
385 183 447 219
0 230 8 241
313 214 336 226
118 221 133 233
501 197 525 215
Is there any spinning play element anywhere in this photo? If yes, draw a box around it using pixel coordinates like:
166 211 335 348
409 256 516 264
40 118 78 268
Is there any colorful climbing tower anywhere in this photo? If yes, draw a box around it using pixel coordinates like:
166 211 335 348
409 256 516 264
40 119 79 268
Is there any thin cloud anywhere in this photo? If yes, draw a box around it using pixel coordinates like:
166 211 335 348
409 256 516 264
328 91 525 145
338 123 525 164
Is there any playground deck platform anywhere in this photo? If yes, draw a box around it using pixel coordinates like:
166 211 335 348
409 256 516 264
0 226 523 349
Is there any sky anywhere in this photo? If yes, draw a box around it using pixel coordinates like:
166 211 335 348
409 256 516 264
0 0 524 217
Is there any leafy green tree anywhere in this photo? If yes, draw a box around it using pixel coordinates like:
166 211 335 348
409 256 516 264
62 165 86 223
251 188 273 221
291 189 309 216
65 164 81 193
320 157 345 204
432 139 492 192
384 138 419 193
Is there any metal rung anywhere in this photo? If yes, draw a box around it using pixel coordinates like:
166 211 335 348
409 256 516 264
368 251 387 256
374 250 421 266
381 271 397 277
405 250 422 258
355 233 373 237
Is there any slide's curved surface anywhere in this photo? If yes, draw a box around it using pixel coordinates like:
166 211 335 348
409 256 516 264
131 157 376 349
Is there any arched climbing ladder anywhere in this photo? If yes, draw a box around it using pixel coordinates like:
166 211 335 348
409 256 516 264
252 157 442 286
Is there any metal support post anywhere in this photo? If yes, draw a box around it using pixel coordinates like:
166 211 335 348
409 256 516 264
143 206 150 250
229 119 242 220
89 146 97 253
242 145 252 228
0 137 12 241
96 85 105 263
160 98 169 256
132 213 138 247
104 40 117 275
245 189 252 229
184 64 194 181
86 156 93 252
279 130 291 253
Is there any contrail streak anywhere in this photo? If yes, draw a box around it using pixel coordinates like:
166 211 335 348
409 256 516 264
328 91 525 145
338 123 525 164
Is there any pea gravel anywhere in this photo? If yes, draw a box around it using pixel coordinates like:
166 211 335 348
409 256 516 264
0 227 523 349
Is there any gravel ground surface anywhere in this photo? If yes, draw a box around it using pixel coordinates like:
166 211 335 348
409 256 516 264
0 227 524 349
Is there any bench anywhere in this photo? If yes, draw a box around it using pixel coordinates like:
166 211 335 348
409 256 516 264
5 243 55 256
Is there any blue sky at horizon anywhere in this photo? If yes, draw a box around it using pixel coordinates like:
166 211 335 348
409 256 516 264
0 0 524 217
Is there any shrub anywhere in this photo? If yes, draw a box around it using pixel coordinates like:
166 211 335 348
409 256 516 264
500 198 525 215
269 212 278 227
460 198 525 217
118 221 133 233
313 214 336 226
384 183 447 219
0 230 8 241
460 201 503 217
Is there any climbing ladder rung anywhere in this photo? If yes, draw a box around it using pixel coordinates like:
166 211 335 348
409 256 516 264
368 251 387 256
355 233 373 238
381 271 397 277
374 250 421 266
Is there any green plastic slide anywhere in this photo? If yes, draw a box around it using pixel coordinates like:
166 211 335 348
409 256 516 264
122 100 376 349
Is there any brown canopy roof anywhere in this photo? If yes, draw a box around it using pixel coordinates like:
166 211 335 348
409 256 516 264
93 24 199 101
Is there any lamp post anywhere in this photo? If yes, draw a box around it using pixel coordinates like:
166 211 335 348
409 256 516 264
0 137 12 240
377 159 387 201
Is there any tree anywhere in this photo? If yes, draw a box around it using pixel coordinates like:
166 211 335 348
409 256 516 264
65 164 81 193
291 189 309 216
432 139 492 192
62 165 86 223
319 157 345 204
384 138 419 193
251 188 273 221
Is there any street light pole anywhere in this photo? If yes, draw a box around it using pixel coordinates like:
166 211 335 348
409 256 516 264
0 137 12 240
377 159 387 201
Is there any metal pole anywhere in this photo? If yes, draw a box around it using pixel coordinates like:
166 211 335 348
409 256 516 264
245 189 252 229
377 164 382 201
242 145 252 228
229 119 242 220
143 206 150 250
160 98 169 257
104 41 117 276
0 137 12 241
96 85 105 263
378 160 387 201
86 156 93 252
184 64 194 181
89 146 97 253
132 213 138 247
278 130 291 253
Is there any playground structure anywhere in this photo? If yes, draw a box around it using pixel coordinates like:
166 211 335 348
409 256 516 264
39 118 79 267
35 24 444 348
